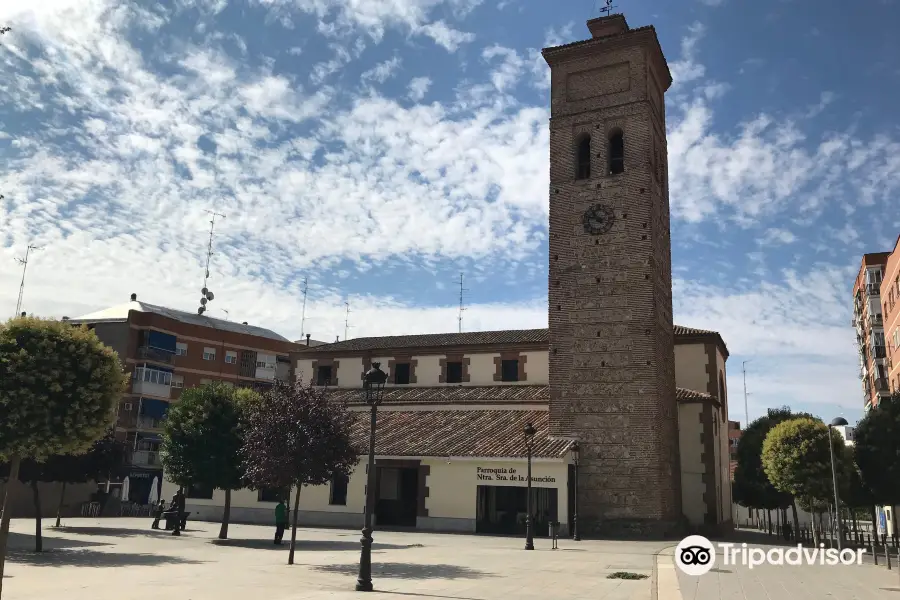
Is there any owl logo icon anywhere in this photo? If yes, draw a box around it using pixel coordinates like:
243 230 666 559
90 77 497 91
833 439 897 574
675 535 716 576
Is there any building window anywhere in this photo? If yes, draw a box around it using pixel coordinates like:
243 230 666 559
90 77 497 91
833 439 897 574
329 474 349 506
258 487 287 503
501 359 519 382
176 343 188 357
316 365 332 386
172 376 184 389
225 351 237 364
575 135 591 180
446 361 463 384
393 363 411 385
203 347 216 361
609 130 624 174
186 482 214 500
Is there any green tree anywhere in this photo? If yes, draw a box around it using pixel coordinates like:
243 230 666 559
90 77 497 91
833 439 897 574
762 417 851 539
853 392 900 533
161 382 258 540
241 381 359 565
0 317 125 593
734 407 816 533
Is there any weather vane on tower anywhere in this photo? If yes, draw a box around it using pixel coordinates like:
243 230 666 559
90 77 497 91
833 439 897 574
598 0 617 17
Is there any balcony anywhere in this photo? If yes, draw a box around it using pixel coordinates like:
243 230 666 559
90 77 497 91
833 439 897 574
137 416 165 430
874 345 887 359
132 367 172 399
131 450 161 467
869 314 884 328
875 378 890 392
137 346 174 364
867 283 882 296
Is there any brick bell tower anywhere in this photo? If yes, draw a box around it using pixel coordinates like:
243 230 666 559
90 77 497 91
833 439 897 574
544 15 681 536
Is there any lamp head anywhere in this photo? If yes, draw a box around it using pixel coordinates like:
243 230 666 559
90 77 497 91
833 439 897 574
363 362 388 406
830 417 849 427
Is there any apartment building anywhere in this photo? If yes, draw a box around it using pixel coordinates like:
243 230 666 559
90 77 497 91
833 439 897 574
68 293 298 504
882 236 900 395
853 253 892 411
165 325 734 537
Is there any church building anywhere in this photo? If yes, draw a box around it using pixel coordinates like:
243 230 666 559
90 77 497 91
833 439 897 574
161 15 734 538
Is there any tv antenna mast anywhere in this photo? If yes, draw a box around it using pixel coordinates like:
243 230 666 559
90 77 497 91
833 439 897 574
14 244 42 317
198 210 225 315
300 277 309 338
344 300 351 341
742 360 751 427
457 272 468 333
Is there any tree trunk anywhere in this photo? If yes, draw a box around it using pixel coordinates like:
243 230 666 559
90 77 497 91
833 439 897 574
871 505 878 538
791 498 801 542
218 489 231 540
288 486 301 566
30 480 42 553
766 509 771 534
0 454 22 597
54 482 67 528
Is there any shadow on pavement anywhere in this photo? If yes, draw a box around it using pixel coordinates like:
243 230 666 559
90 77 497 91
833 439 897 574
211 538 417 552
5 532 111 551
6 547 203 568
310 562 493 580
56 526 186 538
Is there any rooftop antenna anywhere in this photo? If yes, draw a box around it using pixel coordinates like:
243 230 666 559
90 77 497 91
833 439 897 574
198 210 225 316
344 300 351 341
597 0 617 17
14 244 43 318
457 272 468 333
742 360 751 428
300 277 309 338
220 308 230 321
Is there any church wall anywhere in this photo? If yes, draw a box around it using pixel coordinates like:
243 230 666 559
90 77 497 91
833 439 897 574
678 402 706 527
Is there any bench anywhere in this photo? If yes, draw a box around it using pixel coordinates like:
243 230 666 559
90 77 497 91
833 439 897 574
163 511 191 531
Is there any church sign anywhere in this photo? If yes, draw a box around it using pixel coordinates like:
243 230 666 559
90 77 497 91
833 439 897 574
475 467 556 484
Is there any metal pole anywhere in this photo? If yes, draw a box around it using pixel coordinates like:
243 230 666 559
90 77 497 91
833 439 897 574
525 440 534 550
356 404 378 591
742 361 750 427
573 456 580 541
828 425 843 551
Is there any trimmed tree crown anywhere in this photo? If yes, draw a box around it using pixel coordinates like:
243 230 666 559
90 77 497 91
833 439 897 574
0 317 125 460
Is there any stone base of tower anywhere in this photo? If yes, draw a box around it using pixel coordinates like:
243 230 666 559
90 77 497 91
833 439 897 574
578 516 688 540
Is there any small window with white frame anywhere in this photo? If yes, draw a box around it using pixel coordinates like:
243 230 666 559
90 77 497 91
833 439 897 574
225 351 237 364
172 375 184 389
203 347 216 361
176 342 188 357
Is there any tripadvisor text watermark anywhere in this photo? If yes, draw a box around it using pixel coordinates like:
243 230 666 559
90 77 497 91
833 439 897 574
675 535 867 576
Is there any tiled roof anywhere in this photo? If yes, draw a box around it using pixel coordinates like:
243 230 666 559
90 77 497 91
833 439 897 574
313 325 724 353
70 300 292 343
676 388 716 402
351 409 571 459
327 385 549 406
542 24 657 55
313 329 549 353
673 325 719 336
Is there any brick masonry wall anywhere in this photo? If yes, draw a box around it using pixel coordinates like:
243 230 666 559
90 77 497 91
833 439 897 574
545 21 682 536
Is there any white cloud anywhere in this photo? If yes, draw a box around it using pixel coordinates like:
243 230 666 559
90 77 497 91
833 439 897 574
361 56 402 84
408 76 432 100
760 228 797 245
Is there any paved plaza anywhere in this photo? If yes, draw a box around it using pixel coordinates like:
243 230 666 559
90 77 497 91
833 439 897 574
662 532 900 600
2 518 666 600
6 520 899 599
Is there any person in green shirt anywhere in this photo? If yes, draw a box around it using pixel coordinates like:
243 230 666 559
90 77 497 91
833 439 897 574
274 499 288 545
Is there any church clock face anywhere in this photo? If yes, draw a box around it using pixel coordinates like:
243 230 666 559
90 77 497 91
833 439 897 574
582 204 615 235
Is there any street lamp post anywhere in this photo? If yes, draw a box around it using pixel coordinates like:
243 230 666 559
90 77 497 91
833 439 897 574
524 422 536 551
356 363 387 592
571 441 581 541
828 416 849 551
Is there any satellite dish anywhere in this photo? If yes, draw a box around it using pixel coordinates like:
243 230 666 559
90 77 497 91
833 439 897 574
197 307 205 315
200 297 207 306
202 287 208 295
206 291 215 301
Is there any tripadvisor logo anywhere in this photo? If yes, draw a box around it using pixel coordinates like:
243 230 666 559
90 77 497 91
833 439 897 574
675 535 867 575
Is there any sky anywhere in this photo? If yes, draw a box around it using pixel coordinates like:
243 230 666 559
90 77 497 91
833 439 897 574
2 0 899 427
